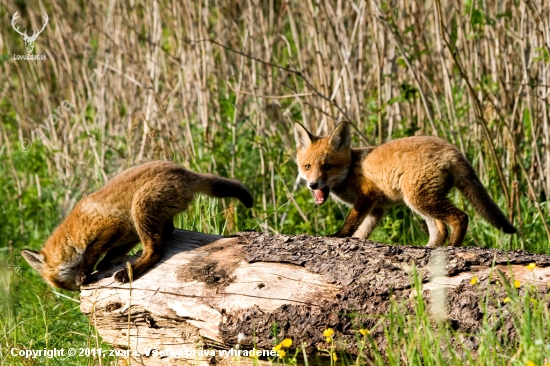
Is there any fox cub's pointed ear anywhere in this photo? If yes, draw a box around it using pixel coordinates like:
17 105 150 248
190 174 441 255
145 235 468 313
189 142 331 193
329 121 350 151
294 122 313 150
21 249 45 272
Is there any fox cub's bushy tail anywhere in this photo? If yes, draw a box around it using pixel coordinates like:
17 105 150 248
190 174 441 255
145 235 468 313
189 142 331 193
454 161 516 234
195 173 254 208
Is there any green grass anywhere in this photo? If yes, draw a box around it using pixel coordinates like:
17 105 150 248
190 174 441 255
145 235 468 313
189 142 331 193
1 124 549 365
0 98 548 365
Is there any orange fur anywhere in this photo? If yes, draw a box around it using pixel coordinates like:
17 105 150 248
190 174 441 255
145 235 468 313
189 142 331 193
294 121 516 246
21 161 253 290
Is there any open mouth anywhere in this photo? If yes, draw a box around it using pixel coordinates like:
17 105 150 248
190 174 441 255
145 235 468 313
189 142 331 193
311 186 330 205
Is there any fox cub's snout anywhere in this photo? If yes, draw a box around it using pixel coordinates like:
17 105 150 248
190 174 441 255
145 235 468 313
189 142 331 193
294 121 516 247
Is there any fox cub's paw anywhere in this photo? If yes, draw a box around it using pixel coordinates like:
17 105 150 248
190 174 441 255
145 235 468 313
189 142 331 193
113 268 130 283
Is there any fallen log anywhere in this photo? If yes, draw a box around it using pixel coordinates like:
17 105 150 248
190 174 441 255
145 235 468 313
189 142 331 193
80 229 550 365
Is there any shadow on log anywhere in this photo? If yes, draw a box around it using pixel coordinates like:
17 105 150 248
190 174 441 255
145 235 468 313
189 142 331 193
81 229 550 365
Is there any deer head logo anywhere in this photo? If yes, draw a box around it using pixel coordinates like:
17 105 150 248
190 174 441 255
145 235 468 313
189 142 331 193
11 11 49 54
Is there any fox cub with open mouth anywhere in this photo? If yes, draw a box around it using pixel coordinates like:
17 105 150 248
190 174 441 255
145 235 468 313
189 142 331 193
21 161 254 291
294 121 516 246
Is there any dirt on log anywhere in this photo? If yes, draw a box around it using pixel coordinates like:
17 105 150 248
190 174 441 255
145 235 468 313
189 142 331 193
80 229 550 365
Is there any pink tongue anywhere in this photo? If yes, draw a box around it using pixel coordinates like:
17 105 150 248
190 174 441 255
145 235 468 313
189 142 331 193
313 189 326 205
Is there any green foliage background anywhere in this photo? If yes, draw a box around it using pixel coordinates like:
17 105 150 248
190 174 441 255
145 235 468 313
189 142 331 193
0 0 549 364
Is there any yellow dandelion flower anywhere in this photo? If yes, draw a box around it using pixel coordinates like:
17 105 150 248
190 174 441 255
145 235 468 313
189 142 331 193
278 350 286 358
323 328 335 338
503 297 510 303
273 343 282 351
514 279 521 288
332 353 338 361
281 338 293 348
527 263 536 271
326 337 333 343
525 361 535 366
470 276 478 285
359 328 370 336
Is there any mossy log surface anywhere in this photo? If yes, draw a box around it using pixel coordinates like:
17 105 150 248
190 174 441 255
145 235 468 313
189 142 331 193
80 229 550 365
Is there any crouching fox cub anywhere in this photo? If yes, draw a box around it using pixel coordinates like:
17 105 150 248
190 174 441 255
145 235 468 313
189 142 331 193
22 161 253 291
294 121 516 246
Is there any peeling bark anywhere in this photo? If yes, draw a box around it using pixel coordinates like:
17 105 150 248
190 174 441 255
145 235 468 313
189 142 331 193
81 230 550 365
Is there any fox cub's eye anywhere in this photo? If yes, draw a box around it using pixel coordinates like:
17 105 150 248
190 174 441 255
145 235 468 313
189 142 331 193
304 164 311 171
322 164 333 170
